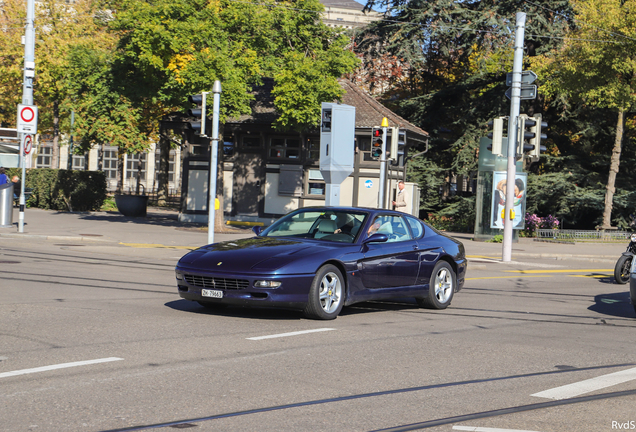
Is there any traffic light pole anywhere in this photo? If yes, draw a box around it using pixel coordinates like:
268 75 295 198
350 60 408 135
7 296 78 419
503 12 526 262
18 0 35 233
378 117 389 209
207 81 221 245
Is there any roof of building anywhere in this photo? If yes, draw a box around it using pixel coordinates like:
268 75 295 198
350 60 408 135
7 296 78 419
226 78 428 138
338 79 427 136
321 0 366 11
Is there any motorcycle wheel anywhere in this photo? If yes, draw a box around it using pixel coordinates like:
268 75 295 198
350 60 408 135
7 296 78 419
614 255 632 284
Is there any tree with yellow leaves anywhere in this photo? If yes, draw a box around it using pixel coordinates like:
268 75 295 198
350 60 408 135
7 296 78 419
533 0 636 228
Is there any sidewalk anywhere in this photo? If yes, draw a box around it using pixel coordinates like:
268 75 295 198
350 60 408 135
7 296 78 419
0 207 626 262
0 207 254 250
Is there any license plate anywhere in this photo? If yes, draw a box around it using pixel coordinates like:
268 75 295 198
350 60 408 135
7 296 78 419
202 289 223 299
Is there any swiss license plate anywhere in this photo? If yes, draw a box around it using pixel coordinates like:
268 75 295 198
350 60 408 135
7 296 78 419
202 289 223 299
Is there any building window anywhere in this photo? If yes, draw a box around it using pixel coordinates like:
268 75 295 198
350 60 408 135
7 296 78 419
242 136 262 148
103 146 118 179
307 137 320 160
36 146 52 168
269 137 300 159
155 149 175 182
307 169 325 196
126 153 146 180
72 154 85 170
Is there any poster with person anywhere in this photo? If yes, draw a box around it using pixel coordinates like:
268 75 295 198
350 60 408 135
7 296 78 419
490 171 527 230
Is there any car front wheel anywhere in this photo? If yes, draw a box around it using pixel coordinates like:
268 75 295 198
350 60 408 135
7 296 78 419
417 261 456 309
304 264 344 320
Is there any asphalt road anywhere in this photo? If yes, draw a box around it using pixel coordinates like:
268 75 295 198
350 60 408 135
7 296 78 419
1 236 635 432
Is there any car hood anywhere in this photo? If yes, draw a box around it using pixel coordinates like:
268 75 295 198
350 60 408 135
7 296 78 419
177 237 334 273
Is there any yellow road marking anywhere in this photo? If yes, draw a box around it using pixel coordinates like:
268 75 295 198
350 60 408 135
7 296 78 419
467 275 552 280
119 242 195 250
504 269 613 274
569 274 613 279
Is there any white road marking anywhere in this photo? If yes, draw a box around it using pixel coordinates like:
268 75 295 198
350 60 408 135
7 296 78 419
531 366 636 400
247 328 336 340
0 357 124 379
453 427 543 432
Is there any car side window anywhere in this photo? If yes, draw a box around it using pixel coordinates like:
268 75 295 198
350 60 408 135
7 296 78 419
406 216 424 239
371 215 412 243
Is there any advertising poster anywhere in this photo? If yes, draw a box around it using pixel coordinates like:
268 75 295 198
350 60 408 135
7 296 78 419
490 171 527 230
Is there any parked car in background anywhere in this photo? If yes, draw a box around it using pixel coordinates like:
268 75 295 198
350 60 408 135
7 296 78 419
175 207 467 320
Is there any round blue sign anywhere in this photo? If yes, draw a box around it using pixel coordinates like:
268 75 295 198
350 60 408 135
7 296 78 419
365 180 373 189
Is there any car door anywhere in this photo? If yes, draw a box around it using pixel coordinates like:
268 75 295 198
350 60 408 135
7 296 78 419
405 215 446 286
359 215 420 288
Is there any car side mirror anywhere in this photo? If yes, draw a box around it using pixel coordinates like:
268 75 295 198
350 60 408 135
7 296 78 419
363 233 388 244
252 226 262 236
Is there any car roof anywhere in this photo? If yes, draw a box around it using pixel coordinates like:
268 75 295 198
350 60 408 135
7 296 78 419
296 206 415 217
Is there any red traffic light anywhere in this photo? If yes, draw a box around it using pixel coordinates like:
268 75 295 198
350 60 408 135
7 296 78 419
373 129 381 137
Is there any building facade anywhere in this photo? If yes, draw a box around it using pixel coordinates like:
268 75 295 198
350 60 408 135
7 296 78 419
177 79 429 224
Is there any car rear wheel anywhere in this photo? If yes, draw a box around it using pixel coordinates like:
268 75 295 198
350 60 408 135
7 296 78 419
614 255 632 284
304 264 344 320
417 261 455 309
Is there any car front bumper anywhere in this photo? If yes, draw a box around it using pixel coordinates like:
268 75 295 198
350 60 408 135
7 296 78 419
175 267 313 310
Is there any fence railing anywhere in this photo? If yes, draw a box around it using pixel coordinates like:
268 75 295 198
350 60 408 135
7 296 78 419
536 229 631 242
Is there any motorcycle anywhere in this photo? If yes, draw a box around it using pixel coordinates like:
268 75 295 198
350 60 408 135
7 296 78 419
614 232 636 284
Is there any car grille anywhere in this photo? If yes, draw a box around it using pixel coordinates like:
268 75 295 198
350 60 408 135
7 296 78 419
184 274 249 290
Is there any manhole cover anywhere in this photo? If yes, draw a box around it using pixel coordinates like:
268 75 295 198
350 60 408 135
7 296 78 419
0 261 20 264
54 244 85 247
79 234 103 237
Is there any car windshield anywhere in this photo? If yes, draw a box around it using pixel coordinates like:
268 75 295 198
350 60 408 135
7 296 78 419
262 209 369 243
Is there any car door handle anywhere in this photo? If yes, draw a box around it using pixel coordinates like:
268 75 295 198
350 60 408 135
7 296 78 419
413 245 419 250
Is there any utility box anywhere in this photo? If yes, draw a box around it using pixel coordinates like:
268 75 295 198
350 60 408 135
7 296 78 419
0 182 14 228
320 103 355 206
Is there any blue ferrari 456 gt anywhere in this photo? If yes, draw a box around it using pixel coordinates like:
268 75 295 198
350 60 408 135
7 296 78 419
175 207 467 320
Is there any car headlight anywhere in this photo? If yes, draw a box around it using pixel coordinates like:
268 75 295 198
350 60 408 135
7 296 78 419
630 233 636 243
175 271 183 281
254 280 281 289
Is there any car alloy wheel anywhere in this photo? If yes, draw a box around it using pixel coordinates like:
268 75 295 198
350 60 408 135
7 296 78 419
417 261 456 309
304 264 344 320
434 267 453 303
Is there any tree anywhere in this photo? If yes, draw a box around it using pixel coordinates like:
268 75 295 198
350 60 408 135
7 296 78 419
354 0 572 222
532 0 636 228
65 44 145 192
0 0 115 165
108 0 358 216
0 0 24 126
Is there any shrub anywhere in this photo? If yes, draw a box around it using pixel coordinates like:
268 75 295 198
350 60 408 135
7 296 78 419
521 213 560 237
6 168 107 211
424 196 475 233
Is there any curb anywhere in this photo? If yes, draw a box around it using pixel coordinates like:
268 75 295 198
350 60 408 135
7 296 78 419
0 233 117 243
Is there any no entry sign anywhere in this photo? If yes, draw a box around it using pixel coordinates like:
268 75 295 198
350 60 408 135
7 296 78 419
23 134 33 155
17 104 38 134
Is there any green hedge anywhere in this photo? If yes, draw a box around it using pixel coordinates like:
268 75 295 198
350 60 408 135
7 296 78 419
6 168 107 211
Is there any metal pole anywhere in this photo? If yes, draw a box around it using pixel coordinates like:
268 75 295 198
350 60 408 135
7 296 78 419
502 12 526 262
19 0 35 233
207 80 221 245
378 117 389 209
67 110 74 170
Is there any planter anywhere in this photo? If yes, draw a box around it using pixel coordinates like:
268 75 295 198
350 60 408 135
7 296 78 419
114 194 149 217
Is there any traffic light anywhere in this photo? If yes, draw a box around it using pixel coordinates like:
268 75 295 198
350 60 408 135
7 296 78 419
518 114 547 159
390 128 406 166
528 113 547 159
487 117 504 156
187 93 208 136
371 127 383 160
